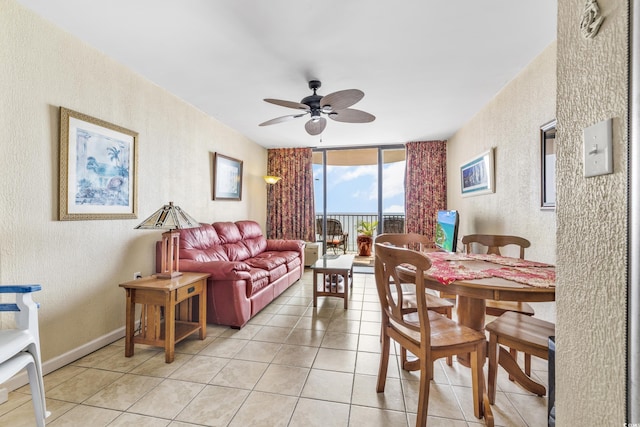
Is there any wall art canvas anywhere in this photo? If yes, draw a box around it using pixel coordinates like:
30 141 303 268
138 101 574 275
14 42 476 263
213 153 243 200
460 148 495 197
59 107 138 220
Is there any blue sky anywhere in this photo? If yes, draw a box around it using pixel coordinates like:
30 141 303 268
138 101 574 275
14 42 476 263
313 161 405 214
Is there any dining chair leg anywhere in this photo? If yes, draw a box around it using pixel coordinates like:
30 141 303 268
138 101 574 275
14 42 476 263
376 332 391 392
470 346 484 420
508 348 517 381
487 333 499 404
416 356 431 427
524 353 532 376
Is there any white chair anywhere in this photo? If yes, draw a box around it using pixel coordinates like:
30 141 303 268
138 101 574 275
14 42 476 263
0 285 48 426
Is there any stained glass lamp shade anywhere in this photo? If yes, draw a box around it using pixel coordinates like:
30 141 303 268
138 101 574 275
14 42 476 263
135 202 200 279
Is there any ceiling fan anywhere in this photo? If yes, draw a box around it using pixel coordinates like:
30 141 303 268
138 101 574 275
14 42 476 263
259 80 375 136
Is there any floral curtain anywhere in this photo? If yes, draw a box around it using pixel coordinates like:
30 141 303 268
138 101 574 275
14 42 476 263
405 141 447 243
266 148 315 241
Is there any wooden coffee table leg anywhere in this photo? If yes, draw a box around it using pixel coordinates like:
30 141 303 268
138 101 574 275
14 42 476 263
313 271 318 307
342 270 348 309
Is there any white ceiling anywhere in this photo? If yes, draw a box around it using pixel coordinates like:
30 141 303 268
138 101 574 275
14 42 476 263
17 0 557 149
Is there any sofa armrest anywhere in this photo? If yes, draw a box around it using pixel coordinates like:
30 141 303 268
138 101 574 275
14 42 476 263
266 239 305 253
179 260 252 281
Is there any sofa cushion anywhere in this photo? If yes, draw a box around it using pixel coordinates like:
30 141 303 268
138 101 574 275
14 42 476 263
286 256 302 272
213 222 242 244
246 268 271 297
236 220 268 257
245 253 286 270
267 264 288 283
178 224 230 262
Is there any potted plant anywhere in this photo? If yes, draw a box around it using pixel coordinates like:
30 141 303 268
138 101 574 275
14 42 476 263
356 220 378 256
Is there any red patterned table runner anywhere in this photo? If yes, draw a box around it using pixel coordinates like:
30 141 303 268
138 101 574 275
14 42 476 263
403 252 557 288
401 261 492 286
465 253 553 268
482 267 556 288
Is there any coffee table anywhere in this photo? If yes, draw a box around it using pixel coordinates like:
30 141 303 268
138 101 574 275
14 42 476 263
311 254 354 309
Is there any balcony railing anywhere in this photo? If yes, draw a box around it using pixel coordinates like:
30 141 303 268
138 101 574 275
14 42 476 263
315 213 405 253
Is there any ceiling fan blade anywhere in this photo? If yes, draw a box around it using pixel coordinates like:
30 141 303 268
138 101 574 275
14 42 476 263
320 89 364 111
264 98 310 110
259 113 308 127
305 117 327 135
328 108 376 123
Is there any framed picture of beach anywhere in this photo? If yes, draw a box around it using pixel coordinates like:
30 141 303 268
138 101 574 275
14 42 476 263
59 107 138 220
460 148 495 197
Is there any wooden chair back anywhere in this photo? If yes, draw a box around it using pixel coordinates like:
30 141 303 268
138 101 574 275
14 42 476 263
375 232 431 252
374 243 433 343
462 234 531 259
374 243 490 425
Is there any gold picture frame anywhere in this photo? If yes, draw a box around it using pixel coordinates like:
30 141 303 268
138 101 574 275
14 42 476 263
59 107 138 220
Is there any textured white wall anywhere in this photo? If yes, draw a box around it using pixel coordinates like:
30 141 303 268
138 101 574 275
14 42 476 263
0 1 267 361
446 42 557 266
556 0 627 423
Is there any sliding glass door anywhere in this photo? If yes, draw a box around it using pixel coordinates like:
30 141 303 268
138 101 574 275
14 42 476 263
313 146 405 254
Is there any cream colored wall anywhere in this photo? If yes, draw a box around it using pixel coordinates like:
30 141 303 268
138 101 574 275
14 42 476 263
0 1 267 362
446 42 557 266
556 0 627 423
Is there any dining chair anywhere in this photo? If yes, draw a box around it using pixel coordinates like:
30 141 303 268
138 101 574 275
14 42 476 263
375 233 455 366
485 311 555 404
0 285 48 426
461 234 535 315
461 234 536 378
316 218 348 254
374 243 491 426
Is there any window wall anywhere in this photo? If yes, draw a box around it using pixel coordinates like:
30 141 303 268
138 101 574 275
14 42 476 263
313 146 405 253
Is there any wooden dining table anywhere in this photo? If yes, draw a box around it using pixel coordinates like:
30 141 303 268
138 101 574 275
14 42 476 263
397 250 556 396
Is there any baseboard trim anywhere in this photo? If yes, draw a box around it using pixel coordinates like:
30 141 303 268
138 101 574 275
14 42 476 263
3 326 126 392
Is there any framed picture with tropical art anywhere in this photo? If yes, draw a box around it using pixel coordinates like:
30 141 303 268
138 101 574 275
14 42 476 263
460 148 495 197
213 153 243 200
59 107 138 220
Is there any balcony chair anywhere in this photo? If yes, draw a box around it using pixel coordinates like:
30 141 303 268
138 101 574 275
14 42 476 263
0 285 48 426
485 311 555 404
461 233 536 378
375 233 455 366
382 217 405 234
374 243 491 426
316 218 348 254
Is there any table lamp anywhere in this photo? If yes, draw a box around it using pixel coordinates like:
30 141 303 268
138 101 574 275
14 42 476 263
135 201 200 279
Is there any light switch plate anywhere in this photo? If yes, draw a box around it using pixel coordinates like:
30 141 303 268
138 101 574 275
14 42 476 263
583 118 613 177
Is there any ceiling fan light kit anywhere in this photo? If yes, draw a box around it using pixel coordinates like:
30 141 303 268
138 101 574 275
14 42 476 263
259 80 375 136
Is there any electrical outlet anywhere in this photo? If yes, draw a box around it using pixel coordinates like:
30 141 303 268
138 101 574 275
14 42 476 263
134 272 142 280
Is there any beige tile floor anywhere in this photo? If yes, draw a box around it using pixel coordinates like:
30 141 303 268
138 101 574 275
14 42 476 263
0 270 551 426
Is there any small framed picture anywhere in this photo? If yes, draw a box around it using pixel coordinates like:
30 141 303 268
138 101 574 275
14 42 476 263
541 120 557 210
213 153 243 200
460 148 495 197
59 107 138 220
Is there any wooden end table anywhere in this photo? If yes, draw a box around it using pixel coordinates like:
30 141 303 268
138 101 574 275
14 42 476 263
311 254 354 309
119 272 209 363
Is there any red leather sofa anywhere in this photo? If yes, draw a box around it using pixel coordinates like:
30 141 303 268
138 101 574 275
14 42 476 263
158 220 304 328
